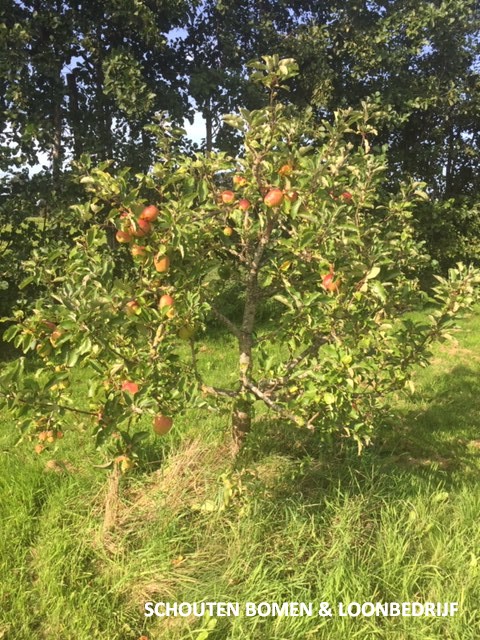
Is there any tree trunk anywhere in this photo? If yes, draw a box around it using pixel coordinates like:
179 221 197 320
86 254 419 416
205 107 213 154
231 398 252 453
66 71 83 158
52 81 63 187
230 216 276 450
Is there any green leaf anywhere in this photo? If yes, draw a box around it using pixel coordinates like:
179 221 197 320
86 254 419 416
366 266 381 280
19 275 35 289
323 392 335 405
370 281 387 302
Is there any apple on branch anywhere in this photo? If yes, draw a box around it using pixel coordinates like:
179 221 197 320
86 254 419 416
322 267 340 293
178 324 195 340
125 300 141 316
278 163 293 176
131 245 146 259
238 198 251 211
153 414 173 435
121 381 139 395
140 205 159 221
221 190 235 204
154 253 170 273
116 230 132 244
233 175 247 187
159 294 175 318
264 188 284 207
131 218 152 238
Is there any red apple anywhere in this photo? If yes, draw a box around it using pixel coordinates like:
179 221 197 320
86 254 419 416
278 163 293 176
140 205 159 222
116 230 132 244
131 218 152 237
159 294 174 309
341 191 352 202
159 294 174 308
221 190 235 204
41 320 57 332
238 198 251 211
264 188 284 207
131 245 146 258
121 381 139 395
233 175 247 187
50 329 63 345
154 254 170 273
322 272 340 293
153 414 173 435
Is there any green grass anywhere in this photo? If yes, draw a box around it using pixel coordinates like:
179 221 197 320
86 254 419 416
1 313 480 639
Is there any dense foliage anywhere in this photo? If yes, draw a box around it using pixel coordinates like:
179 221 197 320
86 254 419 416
1 1 478 326
1 59 478 465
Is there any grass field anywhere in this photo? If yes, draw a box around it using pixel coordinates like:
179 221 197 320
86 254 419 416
1 312 480 639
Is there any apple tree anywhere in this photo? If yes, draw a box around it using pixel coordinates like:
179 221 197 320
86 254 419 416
1 56 479 468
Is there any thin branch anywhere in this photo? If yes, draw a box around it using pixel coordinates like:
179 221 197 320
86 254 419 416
259 334 330 393
0 391 97 417
189 339 202 382
188 341 239 399
211 306 242 339
201 384 239 399
284 334 329 375
243 379 298 423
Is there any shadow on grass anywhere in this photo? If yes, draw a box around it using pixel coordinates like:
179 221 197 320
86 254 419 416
236 363 480 504
377 364 480 483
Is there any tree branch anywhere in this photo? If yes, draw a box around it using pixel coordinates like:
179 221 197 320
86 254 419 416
211 306 242 339
259 333 330 392
243 379 298 423
0 391 97 417
201 384 239 399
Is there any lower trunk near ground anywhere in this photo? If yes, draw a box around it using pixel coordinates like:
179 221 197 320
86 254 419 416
231 398 253 452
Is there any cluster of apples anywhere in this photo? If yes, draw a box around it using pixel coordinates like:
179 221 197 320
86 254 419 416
219 164 299 223
329 190 353 202
34 428 64 454
116 204 161 261
120 378 173 436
